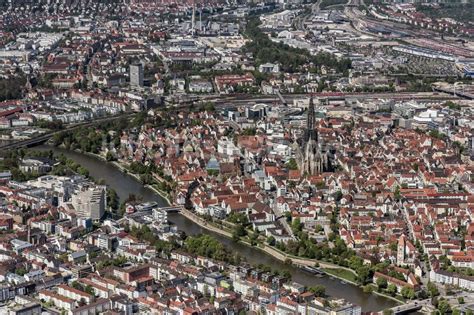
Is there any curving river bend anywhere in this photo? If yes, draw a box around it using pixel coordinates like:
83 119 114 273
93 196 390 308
34 145 398 312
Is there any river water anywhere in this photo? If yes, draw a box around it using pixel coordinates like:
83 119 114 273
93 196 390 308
34 145 397 312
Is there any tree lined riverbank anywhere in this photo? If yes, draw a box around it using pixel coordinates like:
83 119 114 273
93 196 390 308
179 206 403 304
33 145 399 312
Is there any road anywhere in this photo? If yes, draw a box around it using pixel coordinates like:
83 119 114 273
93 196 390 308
344 0 377 38
443 291 474 311
210 91 459 106
386 299 431 314
271 199 296 240
400 205 431 286
0 112 136 152
294 0 321 31
312 0 322 14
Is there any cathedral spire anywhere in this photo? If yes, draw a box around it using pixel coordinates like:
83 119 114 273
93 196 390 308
307 97 315 132
296 96 332 176
305 97 317 142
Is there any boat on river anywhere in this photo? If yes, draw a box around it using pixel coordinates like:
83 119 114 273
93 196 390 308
300 265 325 276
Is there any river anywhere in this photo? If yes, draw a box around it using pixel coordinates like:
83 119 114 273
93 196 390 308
34 145 397 312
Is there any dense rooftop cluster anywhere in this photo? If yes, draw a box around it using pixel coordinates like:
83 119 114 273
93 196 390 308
0 0 473 314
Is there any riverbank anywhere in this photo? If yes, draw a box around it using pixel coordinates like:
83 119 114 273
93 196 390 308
107 158 173 205
146 184 172 208
181 208 356 273
49 145 362 275
372 287 406 303
99 158 363 283
322 268 358 285
53 144 174 206
180 206 404 304
61 146 401 305
36 145 399 310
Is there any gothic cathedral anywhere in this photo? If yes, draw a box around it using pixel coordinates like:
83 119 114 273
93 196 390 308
295 97 331 176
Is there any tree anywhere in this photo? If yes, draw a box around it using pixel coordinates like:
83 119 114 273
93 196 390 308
105 152 116 161
37 119 64 130
333 190 343 202
184 234 234 263
444 101 460 110
401 286 415 299
107 188 119 211
388 270 405 281
267 236 276 246
363 285 373 293
285 239 300 256
291 218 302 234
348 255 363 270
84 285 94 296
77 166 89 177
140 173 153 185
0 76 27 101
71 281 81 290
249 231 259 246
389 242 398 252
437 299 451 315
386 284 397 296
243 18 351 74
376 277 387 290
286 158 298 170
356 266 372 285
207 169 219 176
15 267 27 276
315 181 325 189
394 186 401 201
427 282 439 297
281 270 291 280
200 102 215 112
308 285 326 297
417 289 428 299
429 130 446 140
233 224 247 238
227 212 249 225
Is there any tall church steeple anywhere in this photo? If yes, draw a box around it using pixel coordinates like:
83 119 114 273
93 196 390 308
305 97 317 142
296 96 331 176
307 97 315 134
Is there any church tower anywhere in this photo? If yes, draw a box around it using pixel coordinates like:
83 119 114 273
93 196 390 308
304 97 316 143
299 97 328 176
397 234 406 265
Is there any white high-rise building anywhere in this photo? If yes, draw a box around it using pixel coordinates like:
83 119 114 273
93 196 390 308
71 186 106 220
129 63 144 87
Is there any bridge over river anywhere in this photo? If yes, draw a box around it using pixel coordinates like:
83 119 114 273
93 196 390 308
386 299 432 314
